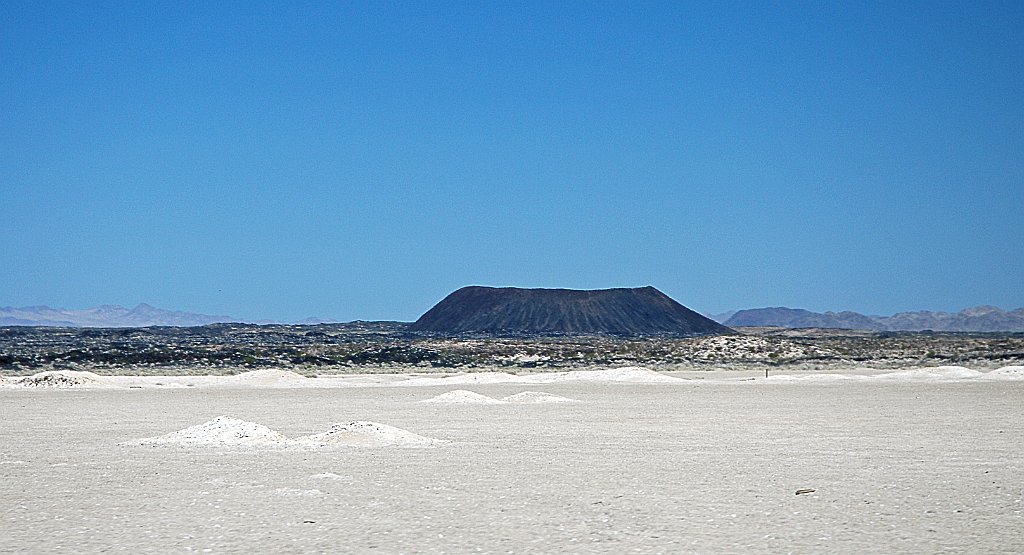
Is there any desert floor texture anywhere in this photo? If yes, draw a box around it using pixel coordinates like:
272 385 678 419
2 367 1022 553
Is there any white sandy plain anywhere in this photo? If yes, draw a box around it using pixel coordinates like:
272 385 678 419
1 365 1023 553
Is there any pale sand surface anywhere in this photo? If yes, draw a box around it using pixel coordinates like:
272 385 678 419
1 370 1023 553
6 365 1024 390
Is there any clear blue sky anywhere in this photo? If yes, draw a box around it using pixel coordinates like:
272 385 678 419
2 1 1022 321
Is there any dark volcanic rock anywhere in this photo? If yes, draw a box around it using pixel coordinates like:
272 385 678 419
409 286 733 336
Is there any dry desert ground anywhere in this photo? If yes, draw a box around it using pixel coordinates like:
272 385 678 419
2 366 1023 553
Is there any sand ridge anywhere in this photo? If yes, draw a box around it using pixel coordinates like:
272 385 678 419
764 365 1024 383
5 365 1024 390
874 366 986 380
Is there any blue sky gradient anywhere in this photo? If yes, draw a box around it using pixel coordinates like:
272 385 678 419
3 1 1022 321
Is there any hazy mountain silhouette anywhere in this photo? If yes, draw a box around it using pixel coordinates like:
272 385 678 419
0 304 234 327
723 306 1024 332
409 286 733 336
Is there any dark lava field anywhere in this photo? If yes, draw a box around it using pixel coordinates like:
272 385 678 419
2 322 1023 375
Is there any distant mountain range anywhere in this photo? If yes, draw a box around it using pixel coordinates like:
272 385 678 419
0 304 238 327
5 302 1024 332
713 306 1024 332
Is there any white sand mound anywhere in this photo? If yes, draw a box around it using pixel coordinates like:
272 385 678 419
752 366 1024 383
130 416 289 447
502 391 578 403
15 370 110 388
125 417 445 449
875 366 985 381
554 367 684 383
294 421 444 447
985 366 1024 379
419 390 505 404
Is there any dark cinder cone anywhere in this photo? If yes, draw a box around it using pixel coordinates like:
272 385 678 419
409 286 733 336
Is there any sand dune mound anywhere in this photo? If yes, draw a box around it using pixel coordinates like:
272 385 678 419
295 421 444 447
771 366 992 382
765 366 1024 383
125 417 444 448
15 370 108 388
555 367 683 383
420 390 504 404
985 366 1024 379
130 416 289 446
876 366 985 381
502 391 577 403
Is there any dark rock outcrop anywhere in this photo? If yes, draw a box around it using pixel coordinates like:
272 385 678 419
409 286 733 336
